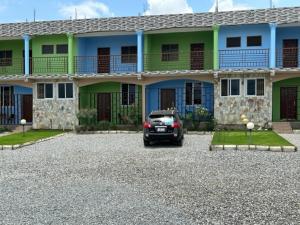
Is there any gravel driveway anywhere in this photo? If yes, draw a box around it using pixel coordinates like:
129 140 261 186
0 133 299 225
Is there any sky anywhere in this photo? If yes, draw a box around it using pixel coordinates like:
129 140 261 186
0 0 299 23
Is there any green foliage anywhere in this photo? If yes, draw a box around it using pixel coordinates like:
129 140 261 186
77 109 97 126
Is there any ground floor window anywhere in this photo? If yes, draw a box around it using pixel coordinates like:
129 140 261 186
58 83 73 99
121 84 136 105
37 83 53 99
0 86 14 106
246 78 265 96
185 82 202 105
221 79 240 96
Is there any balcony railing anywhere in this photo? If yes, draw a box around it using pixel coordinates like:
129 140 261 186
219 49 269 69
144 51 213 72
74 55 137 74
31 57 68 74
0 58 24 75
276 47 299 68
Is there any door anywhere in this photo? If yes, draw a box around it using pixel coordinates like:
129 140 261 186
191 43 204 70
280 87 297 120
97 93 111 121
283 39 298 68
22 95 32 122
160 89 176 110
97 48 110 73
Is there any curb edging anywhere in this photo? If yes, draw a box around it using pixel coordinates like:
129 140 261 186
210 144 297 152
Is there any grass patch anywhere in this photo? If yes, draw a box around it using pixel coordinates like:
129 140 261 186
0 130 64 145
212 131 293 146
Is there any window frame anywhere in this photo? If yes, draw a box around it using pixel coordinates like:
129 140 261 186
247 36 262 47
56 44 68 54
42 45 54 55
0 86 14 106
220 78 241 97
57 82 74 100
226 37 241 48
121 83 136 106
245 78 265 97
161 44 179 62
185 82 202 106
0 50 13 67
121 46 137 64
37 83 54 100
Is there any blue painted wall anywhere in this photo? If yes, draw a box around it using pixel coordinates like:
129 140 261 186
77 35 137 74
219 24 270 69
276 26 300 68
146 79 214 117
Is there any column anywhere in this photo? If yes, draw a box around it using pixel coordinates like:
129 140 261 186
136 30 144 73
23 34 30 76
269 23 277 69
67 33 74 74
213 25 220 70
142 84 146 122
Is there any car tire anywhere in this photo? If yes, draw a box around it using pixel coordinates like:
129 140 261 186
144 139 150 147
177 138 183 146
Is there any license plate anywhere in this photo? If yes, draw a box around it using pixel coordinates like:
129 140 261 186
156 127 166 132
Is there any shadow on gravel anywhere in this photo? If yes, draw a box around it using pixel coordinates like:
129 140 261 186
144 141 184 149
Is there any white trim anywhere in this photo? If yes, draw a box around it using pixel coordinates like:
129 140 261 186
220 78 241 97
57 82 74 100
245 78 265 97
36 82 54 100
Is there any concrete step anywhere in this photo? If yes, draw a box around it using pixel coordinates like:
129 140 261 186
272 122 293 134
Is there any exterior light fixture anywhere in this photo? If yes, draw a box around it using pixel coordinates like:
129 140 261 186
20 119 27 136
247 122 255 145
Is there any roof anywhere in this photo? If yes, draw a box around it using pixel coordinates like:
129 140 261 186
0 7 299 38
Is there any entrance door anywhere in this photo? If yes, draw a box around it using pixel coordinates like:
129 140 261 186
97 48 110 73
97 93 111 121
280 87 297 120
22 95 32 122
283 39 298 68
191 43 204 70
160 89 176 110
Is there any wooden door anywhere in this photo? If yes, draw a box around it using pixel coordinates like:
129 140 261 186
97 93 111 121
22 95 32 122
191 43 204 70
280 87 297 120
283 39 298 68
97 48 110 73
160 89 176 110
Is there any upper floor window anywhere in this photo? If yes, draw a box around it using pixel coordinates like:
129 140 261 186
186 82 202 105
246 78 264 96
121 84 136 105
221 79 240 96
121 46 137 63
247 36 262 47
42 45 54 54
56 44 68 54
37 83 53 99
161 44 179 61
0 50 12 66
226 37 241 48
58 83 73 99
0 86 14 106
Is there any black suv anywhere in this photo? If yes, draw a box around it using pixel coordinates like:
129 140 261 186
143 110 184 146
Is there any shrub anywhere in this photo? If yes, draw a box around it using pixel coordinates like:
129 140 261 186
77 109 97 126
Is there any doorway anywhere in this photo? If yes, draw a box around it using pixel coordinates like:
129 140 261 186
280 87 297 120
160 89 176 110
190 43 204 70
97 93 111 121
97 48 110 73
283 39 298 68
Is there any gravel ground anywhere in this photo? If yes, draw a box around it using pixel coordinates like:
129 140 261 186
0 133 299 225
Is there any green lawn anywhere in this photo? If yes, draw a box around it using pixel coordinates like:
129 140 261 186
212 131 293 146
0 130 64 145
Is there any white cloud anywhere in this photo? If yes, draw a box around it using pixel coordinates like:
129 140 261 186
144 0 193 15
59 0 114 19
209 0 251 12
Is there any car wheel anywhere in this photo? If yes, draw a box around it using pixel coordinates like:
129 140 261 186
144 139 150 147
177 138 183 146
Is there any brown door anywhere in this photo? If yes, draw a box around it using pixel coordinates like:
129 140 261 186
191 43 204 70
22 95 32 122
283 39 298 68
97 48 110 73
97 93 111 121
160 89 176 110
280 87 297 120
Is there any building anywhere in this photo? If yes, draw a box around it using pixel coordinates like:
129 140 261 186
0 7 299 129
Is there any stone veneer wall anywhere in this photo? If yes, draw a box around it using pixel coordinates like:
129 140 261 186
214 74 272 127
32 81 79 130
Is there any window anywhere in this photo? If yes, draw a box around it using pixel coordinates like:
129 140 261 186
56 44 68 54
0 86 14 106
221 79 240 96
161 44 179 61
37 83 53 99
121 46 137 63
246 78 264 96
58 83 73 99
247 36 262 47
0 50 12 66
42 45 54 54
121 84 135 105
186 82 202 105
226 37 241 48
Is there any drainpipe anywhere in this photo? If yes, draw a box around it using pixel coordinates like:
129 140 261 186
269 23 277 69
23 34 31 76
213 25 220 70
67 33 74 75
136 30 144 73
142 84 146 122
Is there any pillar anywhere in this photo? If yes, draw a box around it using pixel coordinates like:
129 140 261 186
269 23 277 69
67 33 74 74
142 84 146 122
23 34 30 76
213 25 220 70
136 30 144 73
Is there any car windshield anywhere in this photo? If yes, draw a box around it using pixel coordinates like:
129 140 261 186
149 115 175 125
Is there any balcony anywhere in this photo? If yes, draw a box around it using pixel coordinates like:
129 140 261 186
144 51 213 72
219 49 269 69
276 47 299 68
31 57 68 74
0 58 24 75
74 55 137 74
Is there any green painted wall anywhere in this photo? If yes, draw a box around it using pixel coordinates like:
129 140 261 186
80 82 142 124
273 78 300 121
144 31 214 71
0 39 25 75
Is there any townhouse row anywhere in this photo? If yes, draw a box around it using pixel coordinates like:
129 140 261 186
0 7 299 129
